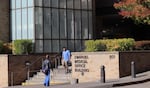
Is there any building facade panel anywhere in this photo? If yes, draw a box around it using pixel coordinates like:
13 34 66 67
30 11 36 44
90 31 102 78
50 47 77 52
0 0 10 42
11 0 93 53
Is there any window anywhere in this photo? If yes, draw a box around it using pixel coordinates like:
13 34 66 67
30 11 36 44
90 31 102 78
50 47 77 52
28 0 34 7
44 40 52 52
11 10 16 40
44 0 51 7
35 8 43 39
28 8 34 39
88 11 93 39
22 0 27 8
52 9 59 39
22 9 28 39
60 9 67 39
52 0 58 7
35 40 43 53
16 0 21 8
67 0 73 9
16 10 21 39
67 10 74 39
60 0 66 8
74 0 81 9
11 0 16 9
82 11 88 39
52 40 59 52
44 8 51 39
75 11 81 39
81 0 88 9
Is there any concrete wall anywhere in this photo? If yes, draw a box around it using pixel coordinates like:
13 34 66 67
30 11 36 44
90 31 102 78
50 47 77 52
0 55 8 87
71 52 120 83
0 0 10 42
119 51 150 77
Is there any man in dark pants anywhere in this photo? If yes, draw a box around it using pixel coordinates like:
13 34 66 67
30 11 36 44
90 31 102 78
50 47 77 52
42 55 51 87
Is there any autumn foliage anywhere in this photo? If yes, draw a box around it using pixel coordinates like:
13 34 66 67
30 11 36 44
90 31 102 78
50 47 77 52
114 0 150 24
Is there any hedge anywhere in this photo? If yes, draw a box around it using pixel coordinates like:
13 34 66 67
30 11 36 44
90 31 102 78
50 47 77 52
135 41 150 50
13 40 33 55
84 38 135 52
0 40 3 53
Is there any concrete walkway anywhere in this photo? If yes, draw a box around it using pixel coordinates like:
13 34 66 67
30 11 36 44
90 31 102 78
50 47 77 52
5 71 150 88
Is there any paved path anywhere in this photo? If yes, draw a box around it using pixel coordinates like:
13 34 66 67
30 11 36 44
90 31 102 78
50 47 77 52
5 71 150 88
114 81 150 88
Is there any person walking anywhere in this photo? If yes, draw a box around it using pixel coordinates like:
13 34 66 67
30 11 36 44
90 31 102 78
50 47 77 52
62 47 71 74
42 55 51 87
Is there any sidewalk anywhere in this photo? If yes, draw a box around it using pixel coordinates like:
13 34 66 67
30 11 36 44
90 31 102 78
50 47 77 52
5 71 150 88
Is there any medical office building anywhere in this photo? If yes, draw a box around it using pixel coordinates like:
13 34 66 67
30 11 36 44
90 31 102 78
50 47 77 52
0 0 150 53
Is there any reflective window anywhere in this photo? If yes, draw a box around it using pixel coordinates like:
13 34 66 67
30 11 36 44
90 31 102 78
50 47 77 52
44 0 51 7
44 40 52 52
82 0 88 9
35 0 42 6
52 0 58 7
16 10 21 39
28 0 34 7
60 9 67 39
22 0 27 8
60 0 66 8
82 11 88 39
88 0 92 10
44 8 51 39
12 10 16 40
22 9 28 39
74 0 81 9
16 0 21 8
11 0 16 9
75 11 81 39
35 40 43 53
52 9 59 39
89 11 93 39
35 8 43 39
75 40 82 51
67 10 74 39
28 8 34 39
67 0 73 8
52 40 59 52
60 40 67 50
68 40 74 51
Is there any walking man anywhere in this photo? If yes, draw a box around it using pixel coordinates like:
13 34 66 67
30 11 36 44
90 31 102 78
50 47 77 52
42 55 51 87
62 47 71 74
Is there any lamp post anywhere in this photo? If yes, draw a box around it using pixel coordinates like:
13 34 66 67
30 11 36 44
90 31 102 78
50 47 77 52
25 61 31 82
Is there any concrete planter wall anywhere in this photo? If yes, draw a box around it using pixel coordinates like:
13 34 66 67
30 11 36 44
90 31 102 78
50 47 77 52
71 51 150 83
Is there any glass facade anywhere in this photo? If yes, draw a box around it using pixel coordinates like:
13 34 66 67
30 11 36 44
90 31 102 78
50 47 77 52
11 0 93 53
11 0 34 40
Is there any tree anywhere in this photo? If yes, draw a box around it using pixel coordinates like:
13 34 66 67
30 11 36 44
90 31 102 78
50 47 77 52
114 0 150 24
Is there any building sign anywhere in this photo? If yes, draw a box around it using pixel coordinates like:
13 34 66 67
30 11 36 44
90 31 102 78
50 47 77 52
74 56 89 73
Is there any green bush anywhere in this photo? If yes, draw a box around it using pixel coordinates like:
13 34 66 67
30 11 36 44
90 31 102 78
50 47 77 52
84 40 106 52
84 38 135 52
13 40 33 55
0 40 3 53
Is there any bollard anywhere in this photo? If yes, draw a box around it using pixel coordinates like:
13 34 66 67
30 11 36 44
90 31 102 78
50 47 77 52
131 61 136 78
71 78 79 84
101 65 105 83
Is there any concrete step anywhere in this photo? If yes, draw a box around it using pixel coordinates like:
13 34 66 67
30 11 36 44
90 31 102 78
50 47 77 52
23 67 72 86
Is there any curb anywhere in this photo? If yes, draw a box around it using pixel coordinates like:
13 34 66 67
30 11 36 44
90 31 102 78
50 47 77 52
112 78 150 87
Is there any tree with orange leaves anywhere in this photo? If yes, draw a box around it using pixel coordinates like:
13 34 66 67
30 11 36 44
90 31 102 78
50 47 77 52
114 0 150 24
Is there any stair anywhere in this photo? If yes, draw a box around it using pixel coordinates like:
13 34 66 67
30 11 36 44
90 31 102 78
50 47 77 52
22 66 72 86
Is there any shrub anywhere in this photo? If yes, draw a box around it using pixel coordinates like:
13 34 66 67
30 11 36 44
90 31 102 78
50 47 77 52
135 41 150 50
13 40 33 55
84 40 106 52
2 43 12 54
84 38 135 52
0 40 3 53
